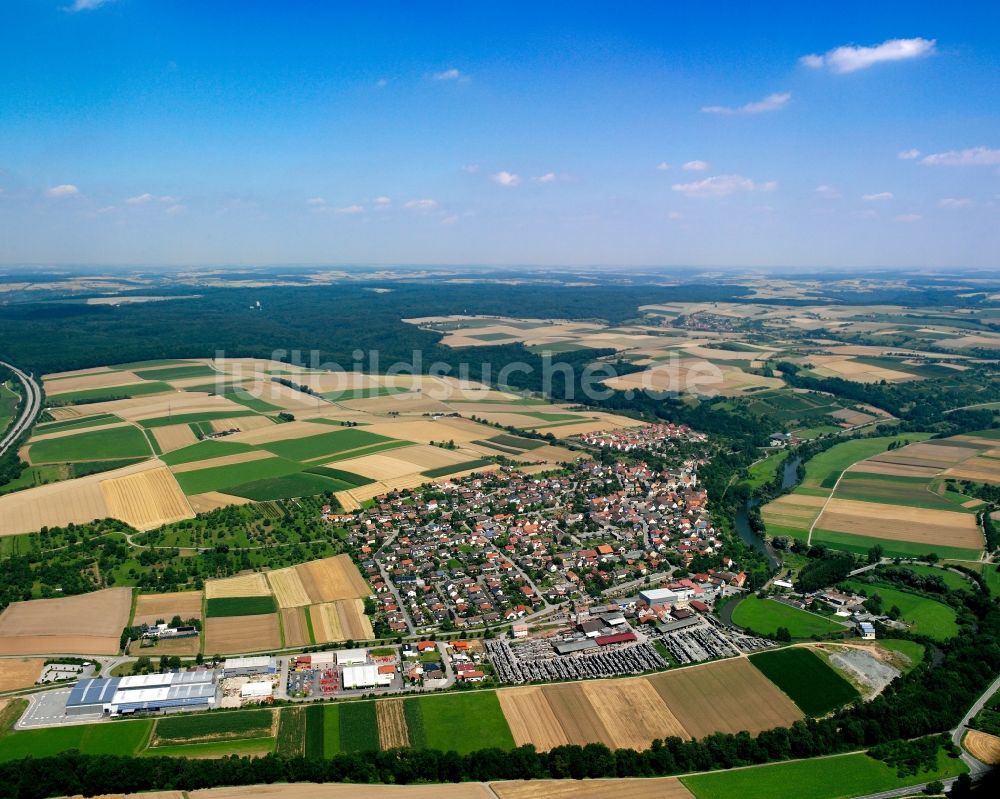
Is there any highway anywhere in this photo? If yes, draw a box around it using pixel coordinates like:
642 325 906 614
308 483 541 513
0 360 41 459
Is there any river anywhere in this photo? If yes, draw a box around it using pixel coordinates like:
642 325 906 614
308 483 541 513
734 454 802 569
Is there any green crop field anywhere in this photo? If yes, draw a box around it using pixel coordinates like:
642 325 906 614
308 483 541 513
48 381 173 405
113 359 199 370
303 466 373 487
226 471 351 500
29 425 152 463
878 639 926 671
160 439 256 466
143 738 275 758
0 719 152 762
34 413 120 435
259 427 392 462
173 456 303 495
403 692 514 754
205 596 277 617
681 750 966 799
843 580 959 641
732 596 846 639
750 648 860 716
335 701 380 753
134 364 220 381
742 450 790 490
835 472 972 512
154 708 273 742
422 459 493 478
305 704 325 758
223 389 284 413
138 410 257 429
321 386 413 401
800 434 933 490
810 529 982 561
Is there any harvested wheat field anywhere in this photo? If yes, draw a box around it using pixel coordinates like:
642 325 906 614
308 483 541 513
211 415 273 433
45 370 144 395
872 442 981 469
280 608 311 648
0 459 161 537
847 461 941 479
106 394 248 423
646 658 803 739
309 599 373 643
965 730 1000 765
101 466 194 530
761 493 826 530
498 687 570 751
228 420 334 445
133 591 203 626
188 491 252 513
330 451 426 481
191 783 495 799
377 698 410 749
297 555 370 603
492 778 693 799
340 393 450 414
580 678 687 750
204 614 280 655
152 423 199 453
816 498 982 549
0 587 131 655
204 572 271 599
0 658 44 691
267 567 312 608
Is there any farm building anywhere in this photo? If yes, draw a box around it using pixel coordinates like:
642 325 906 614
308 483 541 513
595 631 637 646
342 663 392 689
223 656 276 678
336 648 368 666
67 671 217 716
859 622 876 640
640 587 686 605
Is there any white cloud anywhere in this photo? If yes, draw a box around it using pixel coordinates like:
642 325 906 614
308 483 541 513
68 0 116 11
165 204 185 216
433 68 463 81
898 148 921 160
895 213 922 222
815 184 842 198
939 197 973 208
334 204 365 215
535 172 558 183
306 197 326 206
127 193 154 204
671 174 775 198
656 162 671 171
863 191 894 201
702 92 791 115
682 160 710 171
404 198 437 210
46 184 79 197
373 196 392 207
95 205 115 214
921 146 1000 166
801 37 936 73
491 170 521 187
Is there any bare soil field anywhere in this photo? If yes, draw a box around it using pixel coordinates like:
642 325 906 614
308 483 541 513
847 461 941 478
280 608 310 648
498 687 570 751
101 466 194 530
43 366 114 381
298 555 370 603
809 357 915 383
99 394 248 423
228 420 336 445
646 658 803 739
211 415 274 433
152 423 199 453
871 442 981 469
133 591 203 626
830 408 877 426
339 393 450 414
944 457 1000 485
537 682 613 746
204 572 271 599
493 779 693 799
0 459 159 537
188 491 252 513
0 658 45 691
761 493 826 529
0 587 131 655
965 730 1000 765
816 498 982 549
267 567 312 609
377 698 410 749
204 614 280 655
191 783 495 799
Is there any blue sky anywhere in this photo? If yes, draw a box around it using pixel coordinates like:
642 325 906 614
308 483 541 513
1 1 998 269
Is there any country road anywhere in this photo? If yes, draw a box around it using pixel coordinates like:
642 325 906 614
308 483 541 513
0 360 41 459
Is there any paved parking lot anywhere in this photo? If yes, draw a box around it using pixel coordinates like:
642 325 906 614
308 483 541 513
17 688 100 729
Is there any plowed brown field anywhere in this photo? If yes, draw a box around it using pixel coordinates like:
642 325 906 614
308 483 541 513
204 614 280 655
280 608 310 648
0 587 131 655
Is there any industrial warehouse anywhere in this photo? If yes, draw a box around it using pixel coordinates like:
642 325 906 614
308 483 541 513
66 671 217 716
